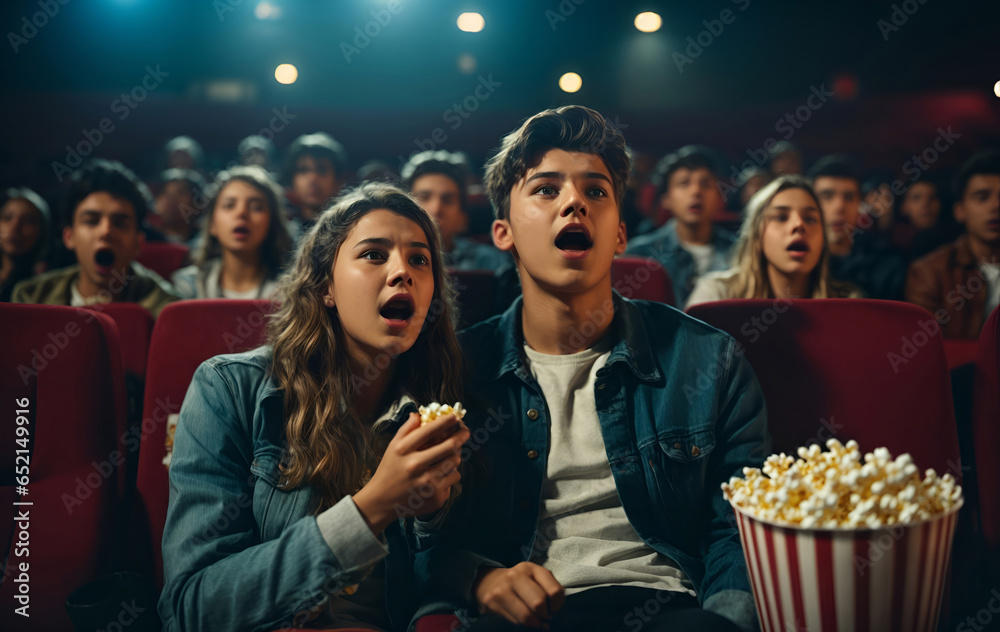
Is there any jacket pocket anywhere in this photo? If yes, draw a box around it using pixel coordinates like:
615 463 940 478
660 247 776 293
657 428 716 463
652 428 717 510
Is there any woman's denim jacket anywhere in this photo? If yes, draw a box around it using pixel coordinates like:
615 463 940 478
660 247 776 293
409 292 771 630
158 346 419 631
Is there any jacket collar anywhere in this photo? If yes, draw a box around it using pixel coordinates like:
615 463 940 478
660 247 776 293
656 218 736 253
494 290 661 385
954 234 983 268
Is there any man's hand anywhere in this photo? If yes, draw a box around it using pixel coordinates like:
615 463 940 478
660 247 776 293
473 562 565 629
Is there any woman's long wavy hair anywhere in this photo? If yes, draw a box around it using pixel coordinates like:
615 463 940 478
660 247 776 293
267 182 463 512
724 175 836 299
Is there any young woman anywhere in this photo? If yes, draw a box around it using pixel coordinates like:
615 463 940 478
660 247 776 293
0 188 49 302
687 175 861 307
171 165 294 299
159 183 470 631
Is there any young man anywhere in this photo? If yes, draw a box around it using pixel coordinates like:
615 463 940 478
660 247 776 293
12 159 178 317
767 141 802 176
625 147 735 306
409 106 769 632
809 155 907 299
403 150 510 271
154 168 207 247
282 132 346 230
906 150 1000 338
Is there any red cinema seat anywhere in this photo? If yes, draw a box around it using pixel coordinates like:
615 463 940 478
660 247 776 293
85 303 154 380
416 614 463 631
612 256 675 305
944 339 980 371
136 242 189 279
686 299 960 476
974 306 1000 562
134 299 273 588
0 304 128 631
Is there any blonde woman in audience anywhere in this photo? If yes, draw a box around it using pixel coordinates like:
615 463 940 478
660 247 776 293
171 166 293 299
687 175 861 307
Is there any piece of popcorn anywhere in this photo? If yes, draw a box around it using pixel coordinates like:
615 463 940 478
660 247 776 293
418 401 467 426
721 438 963 528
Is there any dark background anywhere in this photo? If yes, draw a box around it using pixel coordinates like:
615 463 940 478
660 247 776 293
1 0 998 198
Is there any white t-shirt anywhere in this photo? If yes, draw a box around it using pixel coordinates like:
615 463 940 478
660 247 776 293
981 263 1000 318
678 241 715 277
70 279 110 307
522 340 695 598
685 271 736 309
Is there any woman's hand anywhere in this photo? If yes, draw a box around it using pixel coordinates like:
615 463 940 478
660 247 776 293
353 411 469 534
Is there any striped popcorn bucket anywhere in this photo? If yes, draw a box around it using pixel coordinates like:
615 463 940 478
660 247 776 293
730 499 963 632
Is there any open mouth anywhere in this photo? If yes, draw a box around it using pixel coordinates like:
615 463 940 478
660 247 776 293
233 226 251 237
379 294 415 323
95 248 115 272
787 241 810 253
555 225 593 252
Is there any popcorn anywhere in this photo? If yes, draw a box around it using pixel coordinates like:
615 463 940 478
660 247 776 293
418 401 466 426
722 439 962 528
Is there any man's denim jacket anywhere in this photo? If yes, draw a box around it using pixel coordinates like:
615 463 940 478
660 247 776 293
625 219 737 307
158 346 419 631
410 292 770 630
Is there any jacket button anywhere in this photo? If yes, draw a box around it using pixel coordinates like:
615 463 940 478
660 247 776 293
673 442 682 450
691 445 700 457
596 382 606 390
527 450 539 459
527 409 539 420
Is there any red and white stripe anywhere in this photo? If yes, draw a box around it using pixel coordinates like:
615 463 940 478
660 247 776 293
732 503 961 632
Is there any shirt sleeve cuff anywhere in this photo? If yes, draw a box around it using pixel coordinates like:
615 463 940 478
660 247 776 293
316 496 389 572
703 589 760 632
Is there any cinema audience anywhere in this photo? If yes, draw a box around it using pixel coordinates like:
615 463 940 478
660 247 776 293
906 150 1000 338
11 160 178 317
